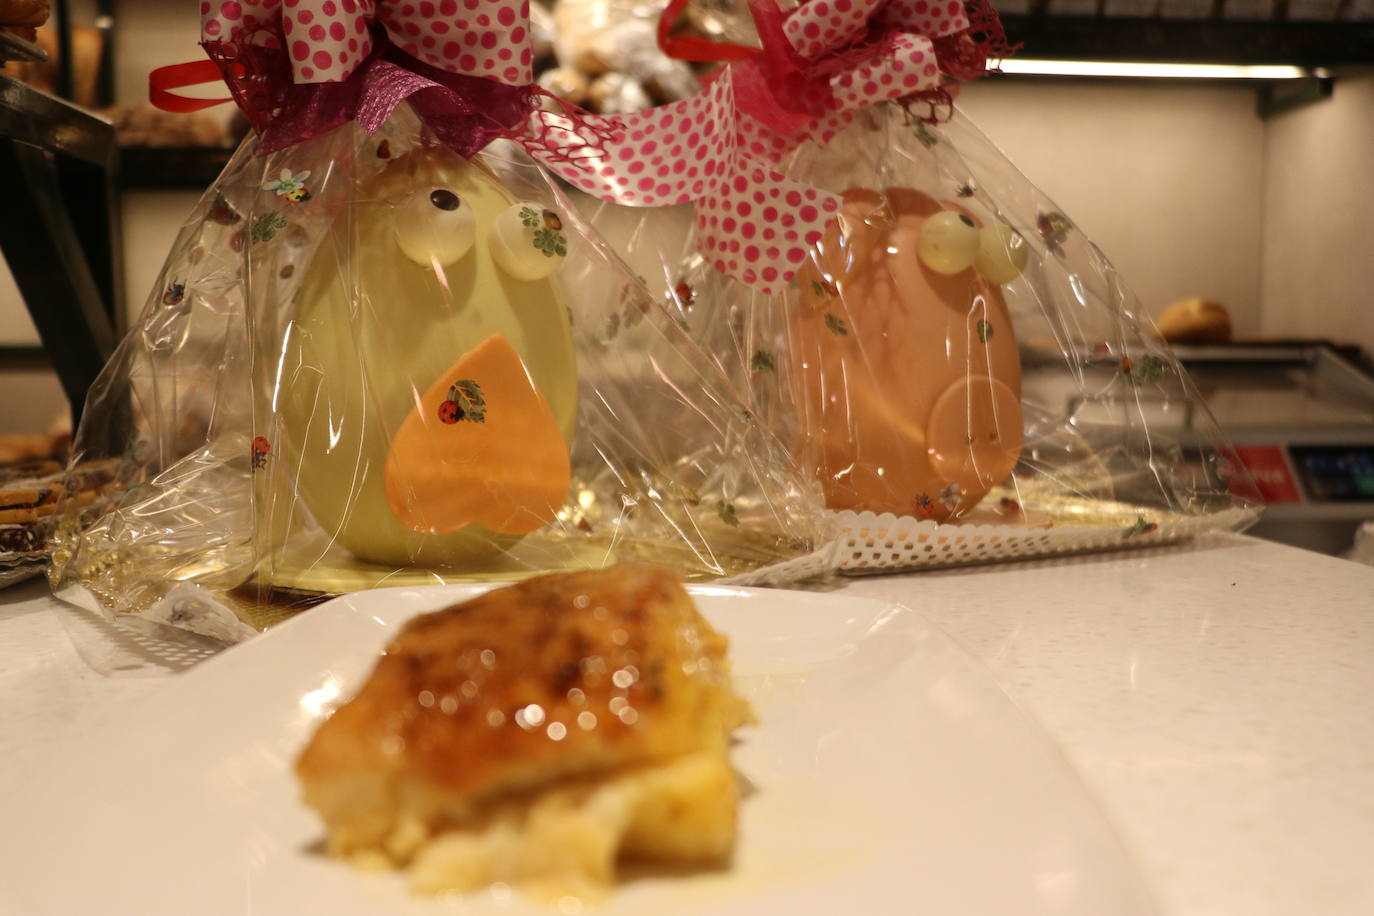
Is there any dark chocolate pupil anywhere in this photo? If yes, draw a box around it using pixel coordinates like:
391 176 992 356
958 213 974 227
430 189 460 211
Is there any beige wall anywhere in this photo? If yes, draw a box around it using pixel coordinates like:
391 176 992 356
958 79 1267 333
0 264 40 346
1260 70 1374 354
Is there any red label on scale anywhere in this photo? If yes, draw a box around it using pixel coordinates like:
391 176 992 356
1229 445 1302 504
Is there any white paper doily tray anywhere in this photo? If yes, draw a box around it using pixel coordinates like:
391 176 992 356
835 504 1258 573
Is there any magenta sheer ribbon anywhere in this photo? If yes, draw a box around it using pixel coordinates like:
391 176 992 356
191 27 538 156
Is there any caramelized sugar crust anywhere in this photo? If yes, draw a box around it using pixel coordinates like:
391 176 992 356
296 564 749 857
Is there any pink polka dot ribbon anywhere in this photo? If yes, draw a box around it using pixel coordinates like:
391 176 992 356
534 78 735 209
693 152 841 293
201 0 532 86
783 0 886 60
532 0 965 295
531 70 845 296
783 0 969 60
828 33 938 108
877 0 971 41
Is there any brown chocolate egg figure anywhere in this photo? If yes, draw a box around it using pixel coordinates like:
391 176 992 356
791 188 1027 521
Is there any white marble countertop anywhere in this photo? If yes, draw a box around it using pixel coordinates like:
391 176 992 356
3 535 1373 915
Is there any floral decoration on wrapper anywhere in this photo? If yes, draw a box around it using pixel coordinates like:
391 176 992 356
537 0 1261 571
48 0 820 651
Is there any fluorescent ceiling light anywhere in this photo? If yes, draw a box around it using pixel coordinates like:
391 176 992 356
990 59 1314 79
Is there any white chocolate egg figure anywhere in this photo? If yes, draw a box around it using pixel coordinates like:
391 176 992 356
279 147 577 567
792 187 1024 521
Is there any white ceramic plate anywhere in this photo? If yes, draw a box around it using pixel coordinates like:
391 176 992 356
0 585 1156 915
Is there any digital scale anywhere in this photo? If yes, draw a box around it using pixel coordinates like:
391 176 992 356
1025 342 1374 556
1175 344 1374 554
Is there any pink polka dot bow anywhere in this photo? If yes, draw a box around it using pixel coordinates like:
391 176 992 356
202 0 535 86
160 0 595 159
531 0 1004 295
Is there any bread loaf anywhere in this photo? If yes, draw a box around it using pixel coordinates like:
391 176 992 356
0 0 49 28
1155 297 1233 344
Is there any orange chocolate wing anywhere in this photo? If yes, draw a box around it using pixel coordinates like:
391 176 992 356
384 333 571 536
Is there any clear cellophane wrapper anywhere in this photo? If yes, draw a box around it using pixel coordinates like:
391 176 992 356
609 102 1261 574
49 105 823 650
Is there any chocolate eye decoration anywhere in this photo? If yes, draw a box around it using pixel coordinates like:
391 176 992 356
490 203 568 282
429 189 459 210
394 187 475 267
916 210 980 275
975 221 1030 285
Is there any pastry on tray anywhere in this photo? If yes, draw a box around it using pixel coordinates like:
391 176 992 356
0 432 64 465
0 460 63 562
0 457 122 575
296 563 754 899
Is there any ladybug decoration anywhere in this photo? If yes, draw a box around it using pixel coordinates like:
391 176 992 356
162 282 186 306
1035 210 1072 252
263 169 312 203
436 379 486 425
915 493 934 516
673 281 695 305
542 209 562 231
251 436 270 469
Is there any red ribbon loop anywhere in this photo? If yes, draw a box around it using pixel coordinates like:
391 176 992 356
657 0 756 62
149 59 235 112
659 0 831 135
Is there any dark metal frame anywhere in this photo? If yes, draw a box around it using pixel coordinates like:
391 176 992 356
0 75 124 428
998 16 1374 67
